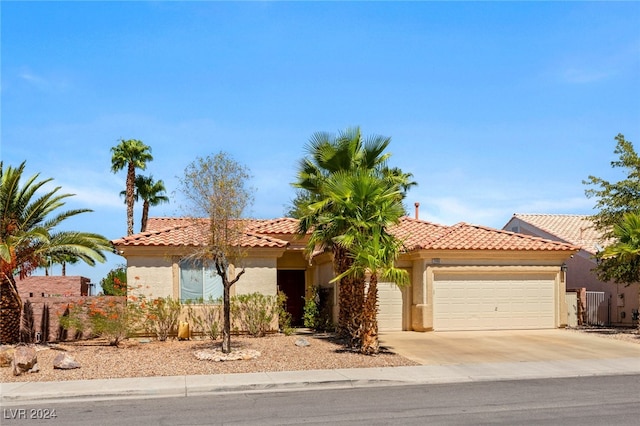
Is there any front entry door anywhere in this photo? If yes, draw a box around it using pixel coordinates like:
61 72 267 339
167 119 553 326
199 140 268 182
277 270 306 327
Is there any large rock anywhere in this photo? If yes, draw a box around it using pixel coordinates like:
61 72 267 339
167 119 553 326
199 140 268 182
295 337 310 347
53 352 81 369
12 345 38 376
0 346 14 367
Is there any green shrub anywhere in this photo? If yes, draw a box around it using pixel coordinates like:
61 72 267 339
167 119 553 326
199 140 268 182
230 293 276 337
277 291 294 336
303 286 335 332
185 297 222 340
144 296 182 341
303 296 318 329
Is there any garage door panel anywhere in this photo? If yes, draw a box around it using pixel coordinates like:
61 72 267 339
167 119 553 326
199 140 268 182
377 282 403 331
434 278 555 331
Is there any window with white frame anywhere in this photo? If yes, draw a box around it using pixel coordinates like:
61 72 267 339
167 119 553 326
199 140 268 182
179 259 223 302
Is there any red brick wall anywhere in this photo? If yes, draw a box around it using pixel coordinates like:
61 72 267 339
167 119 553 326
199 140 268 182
19 295 126 343
16 275 93 298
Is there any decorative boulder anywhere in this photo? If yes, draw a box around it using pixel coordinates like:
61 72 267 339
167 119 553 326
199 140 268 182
53 352 81 370
0 346 14 367
295 337 310 347
12 345 38 376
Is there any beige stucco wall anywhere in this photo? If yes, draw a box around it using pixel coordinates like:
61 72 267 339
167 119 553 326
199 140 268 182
123 251 281 300
276 251 308 269
411 259 432 331
126 255 174 299
566 251 639 325
121 243 582 332
236 257 278 296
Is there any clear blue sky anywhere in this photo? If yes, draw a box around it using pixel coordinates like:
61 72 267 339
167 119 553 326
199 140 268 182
2 1 639 287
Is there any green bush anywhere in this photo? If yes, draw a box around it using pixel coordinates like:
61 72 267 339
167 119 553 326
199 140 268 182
303 286 334 332
144 296 182 341
185 297 222 340
303 296 319 329
277 291 294 336
230 293 276 337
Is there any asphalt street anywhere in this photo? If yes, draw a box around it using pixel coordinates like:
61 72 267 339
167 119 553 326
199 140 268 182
3 375 639 425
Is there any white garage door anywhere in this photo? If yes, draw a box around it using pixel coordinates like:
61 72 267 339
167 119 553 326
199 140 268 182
433 278 555 331
377 281 404 331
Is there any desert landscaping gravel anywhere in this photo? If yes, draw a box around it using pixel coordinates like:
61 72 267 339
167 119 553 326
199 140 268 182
1 332 419 383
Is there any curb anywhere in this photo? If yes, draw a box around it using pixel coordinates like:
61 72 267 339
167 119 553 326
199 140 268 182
2 358 640 406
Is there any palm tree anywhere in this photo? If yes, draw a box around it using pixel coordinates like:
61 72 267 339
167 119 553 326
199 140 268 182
601 212 640 325
293 127 415 344
111 139 153 236
324 169 409 353
602 213 640 260
134 175 169 232
43 253 79 276
0 162 111 343
601 212 640 284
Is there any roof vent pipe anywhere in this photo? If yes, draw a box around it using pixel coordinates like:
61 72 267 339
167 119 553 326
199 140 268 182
414 202 420 220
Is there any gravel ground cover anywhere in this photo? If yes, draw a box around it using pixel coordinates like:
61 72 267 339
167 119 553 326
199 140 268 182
1 332 418 383
565 326 640 343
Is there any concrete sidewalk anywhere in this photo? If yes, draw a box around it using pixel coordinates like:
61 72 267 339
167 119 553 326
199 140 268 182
2 357 640 406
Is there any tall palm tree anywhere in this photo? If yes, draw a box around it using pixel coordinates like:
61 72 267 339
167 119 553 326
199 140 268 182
134 175 169 232
0 162 111 343
324 169 409 353
43 253 79 276
293 127 415 343
111 139 153 236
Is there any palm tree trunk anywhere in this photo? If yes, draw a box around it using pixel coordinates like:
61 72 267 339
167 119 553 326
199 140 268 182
334 249 365 347
360 274 379 355
126 163 136 236
141 201 150 232
0 274 22 344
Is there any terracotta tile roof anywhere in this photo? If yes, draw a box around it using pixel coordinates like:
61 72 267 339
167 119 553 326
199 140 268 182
393 217 578 252
509 214 607 254
112 218 289 249
246 217 301 234
145 217 195 231
390 217 451 250
113 216 578 252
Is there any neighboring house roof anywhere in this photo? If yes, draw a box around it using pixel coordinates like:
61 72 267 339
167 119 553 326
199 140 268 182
506 214 606 254
113 216 578 253
393 217 578 252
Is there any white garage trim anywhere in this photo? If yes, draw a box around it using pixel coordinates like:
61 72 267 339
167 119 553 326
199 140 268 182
433 276 556 331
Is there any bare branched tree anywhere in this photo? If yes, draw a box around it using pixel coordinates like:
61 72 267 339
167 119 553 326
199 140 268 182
178 152 254 353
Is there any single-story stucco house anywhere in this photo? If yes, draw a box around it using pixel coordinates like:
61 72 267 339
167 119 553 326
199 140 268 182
111 215 579 332
504 213 640 326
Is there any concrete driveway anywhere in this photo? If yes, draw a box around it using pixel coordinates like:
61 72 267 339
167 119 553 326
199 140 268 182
379 329 640 365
